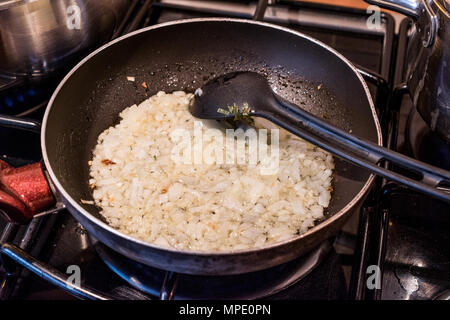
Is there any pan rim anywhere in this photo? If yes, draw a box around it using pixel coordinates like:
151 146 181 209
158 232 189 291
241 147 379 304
42 17 382 257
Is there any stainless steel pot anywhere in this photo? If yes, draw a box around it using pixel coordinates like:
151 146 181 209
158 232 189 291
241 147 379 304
0 0 130 77
366 0 450 142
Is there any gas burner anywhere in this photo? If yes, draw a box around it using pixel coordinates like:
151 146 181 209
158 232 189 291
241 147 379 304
406 107 450 171
93 238 333 300
0 76 52 116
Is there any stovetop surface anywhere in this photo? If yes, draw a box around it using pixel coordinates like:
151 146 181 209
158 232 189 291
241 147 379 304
5 211 347 300
1 0 449 300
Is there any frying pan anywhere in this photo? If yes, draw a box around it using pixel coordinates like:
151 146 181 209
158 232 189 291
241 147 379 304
0 18 445 275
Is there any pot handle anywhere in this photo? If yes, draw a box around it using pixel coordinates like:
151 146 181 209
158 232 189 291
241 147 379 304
365 0 438 47
365 0 420 18
0 114 60 224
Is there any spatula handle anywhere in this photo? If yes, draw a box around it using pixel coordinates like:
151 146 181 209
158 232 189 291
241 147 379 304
255 94 450 203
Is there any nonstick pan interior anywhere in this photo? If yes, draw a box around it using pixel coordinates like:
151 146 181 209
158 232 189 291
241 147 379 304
44 19 379 233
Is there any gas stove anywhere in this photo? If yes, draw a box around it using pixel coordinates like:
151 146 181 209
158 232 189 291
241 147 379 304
0 0 449 300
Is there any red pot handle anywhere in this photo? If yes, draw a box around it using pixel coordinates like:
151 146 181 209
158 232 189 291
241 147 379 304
0 160 55 224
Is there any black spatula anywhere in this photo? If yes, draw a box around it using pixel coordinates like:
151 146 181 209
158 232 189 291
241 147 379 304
189 71 450 202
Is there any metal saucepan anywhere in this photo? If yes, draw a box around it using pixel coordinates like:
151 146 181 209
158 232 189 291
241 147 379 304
0 0 130 77
0 18 447 275
365 0 450 142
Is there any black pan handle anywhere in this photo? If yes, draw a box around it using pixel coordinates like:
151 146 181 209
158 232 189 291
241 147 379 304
254 95 450 203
